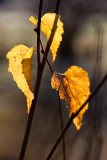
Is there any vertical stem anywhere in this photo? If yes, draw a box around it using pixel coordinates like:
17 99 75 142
85 25 103 160
86 25 103 160
37 0 43 67
92 25 103 88
19 0 61 159
40 38 66 159
40 38 66 160
57 91 66 160
91 24 103 160
19 71 42 160
40 38 65 160
19 0 43 159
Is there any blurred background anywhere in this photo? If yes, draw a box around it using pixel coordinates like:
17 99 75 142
0 0 107 159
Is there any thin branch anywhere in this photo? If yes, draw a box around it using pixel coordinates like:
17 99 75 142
19 0 61 159
40 39 66 160
40 40 53 74
57 91 66 160
19 70 42 160
40 37 66 159
92 24 103 88
19 0 43 159
37 0 43 67
55 104 107 159
34 46 53 74
34 33 54 74
86 25 104 160
91 24 103 160
41 0 61 72
45 73 107 160
45 56 53 74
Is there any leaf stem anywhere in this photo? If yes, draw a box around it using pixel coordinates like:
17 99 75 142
45 73 107 160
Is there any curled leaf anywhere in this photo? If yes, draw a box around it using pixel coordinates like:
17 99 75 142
51 66 90 130
29 13 64 62
6 44 34 113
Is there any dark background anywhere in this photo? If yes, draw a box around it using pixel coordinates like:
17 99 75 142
0 0 107 160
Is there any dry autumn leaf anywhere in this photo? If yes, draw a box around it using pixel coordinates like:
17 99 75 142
29 13 64 62
51 66 90 130
6 44 34 113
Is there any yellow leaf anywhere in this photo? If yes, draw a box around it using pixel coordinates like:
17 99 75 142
29 13 64 62
6 44 34 113
51 66 90 130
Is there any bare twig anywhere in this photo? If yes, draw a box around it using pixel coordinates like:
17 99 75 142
19 70 42 160
37 0 43 67
40 40 53 74
19 0 61 159
55 105 107 159
41 0 61 72
34 46 53 74
19 0 43 159
45 73 107 160
40 37 66 159
57 91 66 160
91 24 103 160
92 24 103 87
40 38 66 159
86 25 103 160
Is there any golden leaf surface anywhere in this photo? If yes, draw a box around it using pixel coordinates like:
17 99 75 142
51 66 90 130
29 13 64 62
6 44 34 113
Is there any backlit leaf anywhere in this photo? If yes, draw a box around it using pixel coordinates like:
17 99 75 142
6 44 34 113
29 13 64 62
51 66 90 130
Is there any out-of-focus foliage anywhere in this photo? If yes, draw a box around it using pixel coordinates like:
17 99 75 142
29 13 64 62
6 44 34 113
51 66 90 130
